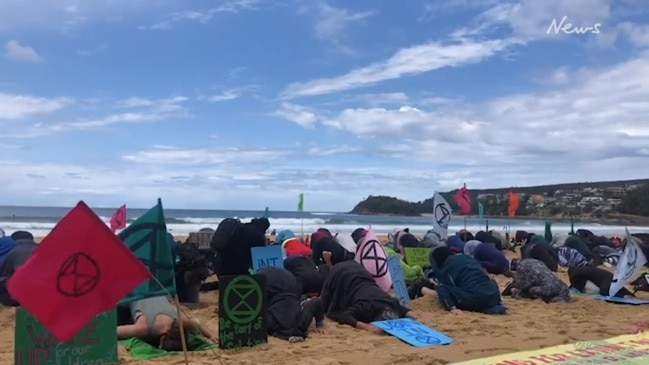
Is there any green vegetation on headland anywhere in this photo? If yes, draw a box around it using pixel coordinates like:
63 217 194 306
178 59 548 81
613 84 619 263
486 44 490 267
350 179 649 223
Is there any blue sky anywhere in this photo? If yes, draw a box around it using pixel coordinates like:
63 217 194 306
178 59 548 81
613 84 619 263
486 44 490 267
1 0 649 211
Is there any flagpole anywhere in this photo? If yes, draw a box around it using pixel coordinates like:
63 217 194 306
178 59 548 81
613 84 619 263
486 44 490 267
463 216 467 241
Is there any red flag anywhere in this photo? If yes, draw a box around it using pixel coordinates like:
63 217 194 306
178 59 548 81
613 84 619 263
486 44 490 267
8 201 150 341
508 191 520 217
110 204 127 232
453 183 471 215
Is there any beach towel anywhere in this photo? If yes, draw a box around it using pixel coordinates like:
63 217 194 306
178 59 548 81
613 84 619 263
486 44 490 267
120 331 216 360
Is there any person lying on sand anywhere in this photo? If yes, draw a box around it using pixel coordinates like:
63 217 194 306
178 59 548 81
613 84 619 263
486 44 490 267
504 259 570 303
564 235 593 262
117 295 213 350
591 245 620 267
465 240 513 277
568 266 634 297
275 230 312 257
311 229 353 265
410 247 506 315
320 245 419 335
258 266 326 342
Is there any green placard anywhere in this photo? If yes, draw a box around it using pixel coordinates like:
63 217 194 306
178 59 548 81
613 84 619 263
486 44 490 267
14 307 117 365
404 247 433 269
218 274 268 350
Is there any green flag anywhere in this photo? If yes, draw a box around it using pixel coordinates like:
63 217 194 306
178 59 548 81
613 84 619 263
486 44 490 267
118 198 176 303
298 193 304 212
263 206 270 218
544 218 553 242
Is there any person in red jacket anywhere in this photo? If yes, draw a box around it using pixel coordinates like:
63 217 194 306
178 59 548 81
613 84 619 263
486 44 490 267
277 230 312 257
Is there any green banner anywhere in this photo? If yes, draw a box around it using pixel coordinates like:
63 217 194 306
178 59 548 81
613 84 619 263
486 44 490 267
118 198 176 303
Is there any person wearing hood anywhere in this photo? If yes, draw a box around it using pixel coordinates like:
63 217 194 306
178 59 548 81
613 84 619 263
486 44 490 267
420 230 446 249
212 217 269 277
475 231 503 250
257 267 325 342
320 258 419 335
568 266 634 298
564 235 592 261
456 230 474 242
446 235 466 254
0 231 40 306
471 242 512 276
412 247 506 315
505 259 570 303
354 228 424 285
284 255 329 297
277 230 312 257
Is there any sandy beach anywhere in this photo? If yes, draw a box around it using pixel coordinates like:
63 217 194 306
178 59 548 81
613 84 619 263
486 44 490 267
4 235 649 365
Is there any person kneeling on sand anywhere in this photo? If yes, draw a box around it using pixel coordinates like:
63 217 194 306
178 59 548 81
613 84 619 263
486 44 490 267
410 247 506 315
117 295 213 350
568 266 634 297
320 244 419 335
258 266 326 342
465 241 513 277
503 259 570 303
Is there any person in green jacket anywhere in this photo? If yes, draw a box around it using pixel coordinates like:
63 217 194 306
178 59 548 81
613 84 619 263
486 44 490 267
351 228 424 285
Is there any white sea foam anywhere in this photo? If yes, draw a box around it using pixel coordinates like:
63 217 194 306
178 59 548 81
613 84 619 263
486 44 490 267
1 217 648 238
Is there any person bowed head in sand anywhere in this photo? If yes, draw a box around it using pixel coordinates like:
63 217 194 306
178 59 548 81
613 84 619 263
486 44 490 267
520 234 560 272
257 266 326 342
464 240 513 277
117 295 213 350
319 243 419 335
210 217 270 277
276 230 312 257
411 247 507 315
503 259 570 303
0 230 37 306
568 266 634 298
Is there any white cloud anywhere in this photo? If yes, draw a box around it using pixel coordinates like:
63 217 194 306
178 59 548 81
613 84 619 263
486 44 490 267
77 44 109 56
272 102 320 128
312 3 373 40
4 41 45 63
279 57 649 189
281 38 517 98
353 92 410 106
123 146 289 165
0 93 73 120
9 96 189 137
207 89 241 102
618 22 649 48
147 0 265 30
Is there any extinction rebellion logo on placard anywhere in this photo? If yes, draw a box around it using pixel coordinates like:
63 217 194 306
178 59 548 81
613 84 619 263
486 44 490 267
547 16 601 35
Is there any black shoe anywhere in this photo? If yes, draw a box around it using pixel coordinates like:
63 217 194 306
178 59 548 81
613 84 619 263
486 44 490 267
502 281 514 296
407 278 430 300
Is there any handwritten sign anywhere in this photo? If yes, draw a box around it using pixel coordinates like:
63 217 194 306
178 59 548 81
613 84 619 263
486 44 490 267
404 247 432 269
187 232 213 250
251 246 283 273
218 274 268 350
387 256 409 306
595 295 649 305
372 318 452 348
14 307 117 365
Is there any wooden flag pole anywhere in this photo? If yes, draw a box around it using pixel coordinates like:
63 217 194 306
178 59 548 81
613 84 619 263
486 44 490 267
174 296 190 365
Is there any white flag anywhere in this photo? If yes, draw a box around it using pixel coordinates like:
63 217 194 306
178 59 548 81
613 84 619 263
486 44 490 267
431 192 452 241
609 228 647 296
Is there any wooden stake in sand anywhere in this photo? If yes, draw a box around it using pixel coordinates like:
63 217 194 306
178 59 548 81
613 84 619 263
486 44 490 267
173 296 189 365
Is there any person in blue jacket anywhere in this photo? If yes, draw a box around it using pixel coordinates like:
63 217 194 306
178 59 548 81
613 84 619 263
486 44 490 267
412 247 506 315
472 242 512 277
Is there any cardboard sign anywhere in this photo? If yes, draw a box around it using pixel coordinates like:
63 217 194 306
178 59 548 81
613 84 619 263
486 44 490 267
387 255 410 306
218 274 268 350
187 232 213 250
251 246 283 273
372 318 453 348
404 247 432 269
14 307 117 365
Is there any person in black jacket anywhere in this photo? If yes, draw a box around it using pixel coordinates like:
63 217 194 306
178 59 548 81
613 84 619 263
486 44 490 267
258 267 325 342
212 217 269 277
568 266 634 297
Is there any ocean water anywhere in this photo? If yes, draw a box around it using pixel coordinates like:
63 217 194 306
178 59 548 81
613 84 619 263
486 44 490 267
0 206 648 237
